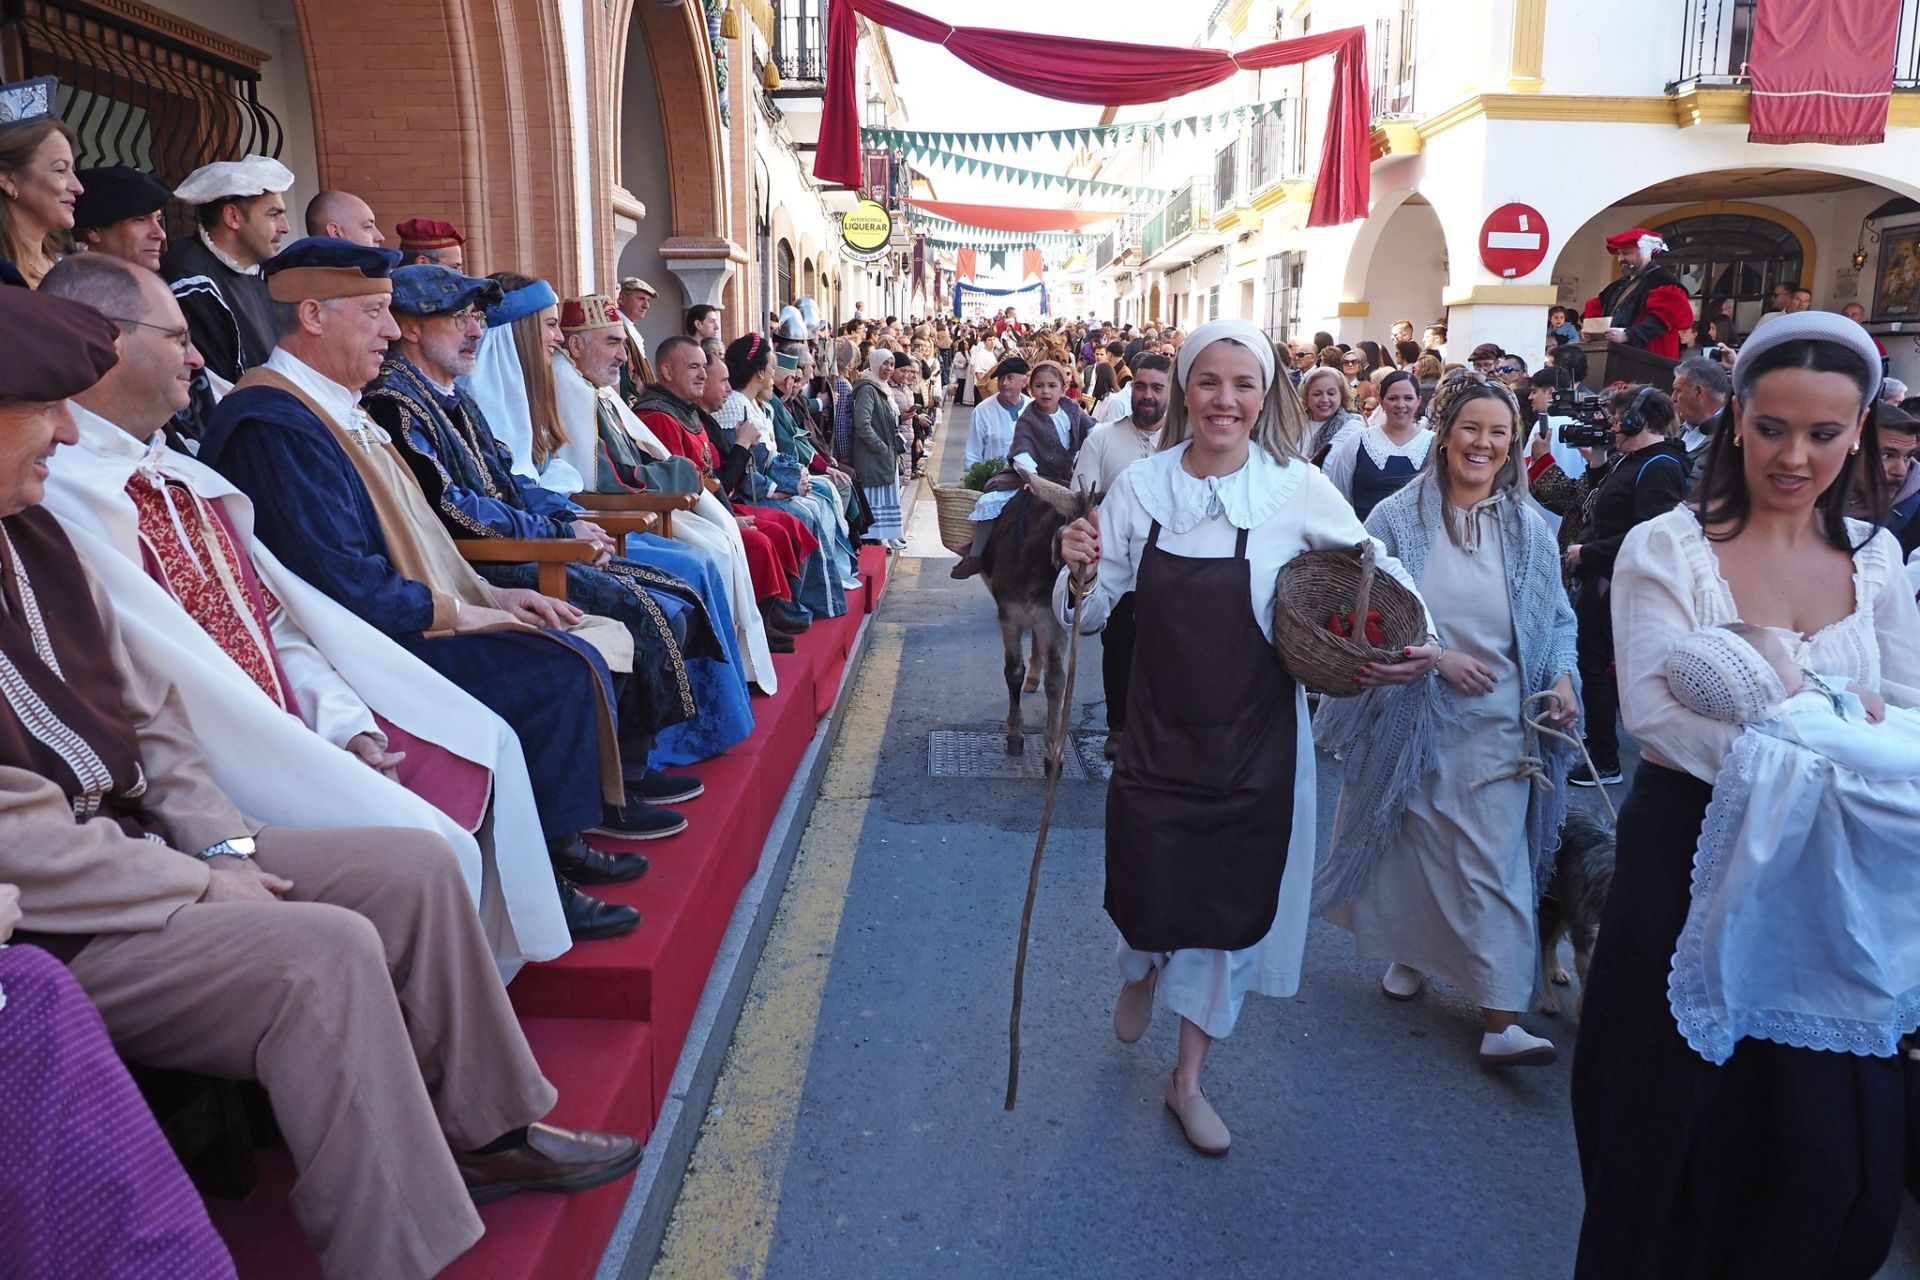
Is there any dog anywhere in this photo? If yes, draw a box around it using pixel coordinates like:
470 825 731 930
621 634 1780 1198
1537 807 1616 1017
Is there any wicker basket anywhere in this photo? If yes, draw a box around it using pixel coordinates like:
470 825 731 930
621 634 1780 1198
932 484 983 555
1273 542 1426 697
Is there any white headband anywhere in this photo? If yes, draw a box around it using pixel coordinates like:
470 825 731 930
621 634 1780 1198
1175 319 1276 391
1732 310 1884 401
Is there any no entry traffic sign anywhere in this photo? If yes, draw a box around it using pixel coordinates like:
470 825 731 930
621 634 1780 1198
1479 203 1550 279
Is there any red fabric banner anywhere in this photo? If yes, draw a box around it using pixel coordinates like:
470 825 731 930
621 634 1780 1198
1021 248 1044 284
905 198 1128 233
954 247 977 283
1748 0 1901 145
817 0 1370 226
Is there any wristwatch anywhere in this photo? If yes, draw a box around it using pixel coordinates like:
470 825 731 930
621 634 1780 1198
197 836 257 862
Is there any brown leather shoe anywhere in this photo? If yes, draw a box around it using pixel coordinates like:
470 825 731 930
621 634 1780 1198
948 554 982 580
455 1123 644 1205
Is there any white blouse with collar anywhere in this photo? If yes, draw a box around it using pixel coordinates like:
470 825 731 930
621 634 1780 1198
1321 423 1434 505
1615 507 1920 783
1053 441 1426 642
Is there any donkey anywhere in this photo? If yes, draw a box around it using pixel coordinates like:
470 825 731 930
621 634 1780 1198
979 469 1094 756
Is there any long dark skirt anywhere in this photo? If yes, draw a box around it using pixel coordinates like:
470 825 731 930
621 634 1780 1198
1571 764 1908 1279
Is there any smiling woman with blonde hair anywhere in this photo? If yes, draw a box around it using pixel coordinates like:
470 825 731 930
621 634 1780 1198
1055 320 1436 1158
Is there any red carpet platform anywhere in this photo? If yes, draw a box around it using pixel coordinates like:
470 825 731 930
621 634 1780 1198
207 545 891 1279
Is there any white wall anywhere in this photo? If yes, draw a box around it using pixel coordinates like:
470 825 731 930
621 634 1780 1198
149 0 317 220
1359 199 1447 342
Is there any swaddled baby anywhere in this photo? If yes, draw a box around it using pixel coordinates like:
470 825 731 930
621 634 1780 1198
1665 621 1901 765
1657 620 1920 1065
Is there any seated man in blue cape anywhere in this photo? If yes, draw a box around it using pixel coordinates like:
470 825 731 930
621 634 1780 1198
361 264 743 768
198 239 677 941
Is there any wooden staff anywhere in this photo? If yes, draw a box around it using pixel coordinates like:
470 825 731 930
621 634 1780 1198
1006 480 1095 1111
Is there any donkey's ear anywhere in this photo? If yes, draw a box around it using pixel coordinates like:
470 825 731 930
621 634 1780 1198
1018 466 1080 518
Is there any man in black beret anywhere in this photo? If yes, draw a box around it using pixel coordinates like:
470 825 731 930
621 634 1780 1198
73 165 172 271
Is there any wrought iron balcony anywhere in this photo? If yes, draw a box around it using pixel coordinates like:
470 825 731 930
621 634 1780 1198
774 0 827 85
1675 0 1920 88
1370 0 1417 118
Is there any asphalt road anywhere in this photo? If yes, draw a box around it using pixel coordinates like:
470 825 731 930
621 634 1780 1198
650 402 1920 1280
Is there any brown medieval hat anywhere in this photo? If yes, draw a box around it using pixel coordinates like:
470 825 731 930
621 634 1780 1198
0 287 119 401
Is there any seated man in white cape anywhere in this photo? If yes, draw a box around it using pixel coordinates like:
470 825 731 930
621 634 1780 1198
549 305 778 692
39 253 569 977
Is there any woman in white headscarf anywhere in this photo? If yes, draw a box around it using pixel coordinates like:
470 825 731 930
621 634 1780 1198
1056 321 1439 1157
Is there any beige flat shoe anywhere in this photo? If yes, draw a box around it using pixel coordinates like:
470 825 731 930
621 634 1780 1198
1113 969 1157 1044
1163 1078 1230 1157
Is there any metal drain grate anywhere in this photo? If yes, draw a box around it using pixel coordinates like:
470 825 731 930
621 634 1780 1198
928 730 1090 781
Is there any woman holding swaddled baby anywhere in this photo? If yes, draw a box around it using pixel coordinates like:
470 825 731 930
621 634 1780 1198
1572 311 1920 1278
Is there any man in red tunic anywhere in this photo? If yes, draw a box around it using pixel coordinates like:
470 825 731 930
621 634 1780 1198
1583 227 1694 361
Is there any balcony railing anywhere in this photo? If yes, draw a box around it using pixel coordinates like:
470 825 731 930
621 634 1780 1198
1141 210 1166 260
1213 139 1239 211
1675 0 1920 87
1093 231 1116 270
1165 181 1209 245
774 1 827 85
1370 0 1417 118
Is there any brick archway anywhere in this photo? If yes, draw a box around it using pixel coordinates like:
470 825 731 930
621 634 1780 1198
292 0 583 288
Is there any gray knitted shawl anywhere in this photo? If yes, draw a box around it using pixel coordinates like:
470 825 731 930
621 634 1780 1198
1312 474 1582 913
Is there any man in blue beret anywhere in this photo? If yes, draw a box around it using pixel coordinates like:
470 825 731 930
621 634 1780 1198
199 239 676 935
365 264 739 800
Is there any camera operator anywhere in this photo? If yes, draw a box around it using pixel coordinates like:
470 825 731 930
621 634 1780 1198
1526 369 1610 589
1670 354 1732 483
1564 385 1691 786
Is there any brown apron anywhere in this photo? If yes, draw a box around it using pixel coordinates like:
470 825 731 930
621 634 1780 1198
1105 520 1298 952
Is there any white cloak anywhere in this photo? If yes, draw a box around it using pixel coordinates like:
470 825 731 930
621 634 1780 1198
43 407 572 978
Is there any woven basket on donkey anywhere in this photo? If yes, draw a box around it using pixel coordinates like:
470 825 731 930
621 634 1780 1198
932 484 983 555
1273 543 1425 697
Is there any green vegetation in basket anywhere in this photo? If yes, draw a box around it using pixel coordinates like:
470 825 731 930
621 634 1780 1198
963 459 1007 491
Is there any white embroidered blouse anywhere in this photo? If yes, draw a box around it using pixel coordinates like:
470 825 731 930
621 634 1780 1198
1614 507 1920 783
1321 423 1435 505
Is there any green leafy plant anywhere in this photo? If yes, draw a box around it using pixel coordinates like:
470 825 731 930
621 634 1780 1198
963 458 1007 492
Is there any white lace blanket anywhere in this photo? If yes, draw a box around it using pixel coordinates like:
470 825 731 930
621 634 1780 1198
1669 706 1920 1064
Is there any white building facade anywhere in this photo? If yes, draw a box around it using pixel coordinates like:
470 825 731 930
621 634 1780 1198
1075 0 1920 385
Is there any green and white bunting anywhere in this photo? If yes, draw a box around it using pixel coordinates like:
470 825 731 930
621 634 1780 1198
861 99 1291 158
873 136 1166 201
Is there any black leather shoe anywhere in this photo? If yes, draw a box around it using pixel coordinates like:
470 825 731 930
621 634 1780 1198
626 768 704 805
586 799 688 840
761 603 811 635
557 876 640 941
550 836 649 885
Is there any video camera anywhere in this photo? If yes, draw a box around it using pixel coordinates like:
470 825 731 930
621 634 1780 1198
1550 387 1614 449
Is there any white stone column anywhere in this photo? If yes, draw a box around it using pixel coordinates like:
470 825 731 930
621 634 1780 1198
1439 285 1564 369
660 236 743 309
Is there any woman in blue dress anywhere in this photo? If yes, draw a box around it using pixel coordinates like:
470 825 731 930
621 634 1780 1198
1323 369 1434 521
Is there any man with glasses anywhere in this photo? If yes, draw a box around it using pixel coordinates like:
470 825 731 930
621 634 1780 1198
1469 342 1503 375
363 264 718 848
1494 354 1530 395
